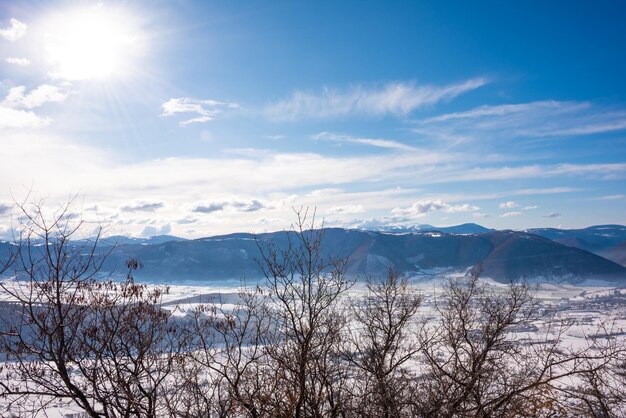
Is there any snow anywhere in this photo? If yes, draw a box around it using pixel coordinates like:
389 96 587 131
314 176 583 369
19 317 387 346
1 276 625 416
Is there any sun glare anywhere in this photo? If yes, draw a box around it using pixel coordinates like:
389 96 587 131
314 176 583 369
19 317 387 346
44 5 144 81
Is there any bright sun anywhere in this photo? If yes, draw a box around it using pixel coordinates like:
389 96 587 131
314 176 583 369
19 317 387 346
44 5 144 81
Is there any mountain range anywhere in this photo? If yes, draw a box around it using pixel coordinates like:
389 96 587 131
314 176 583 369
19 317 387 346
1 225 625 285
527 225 626 266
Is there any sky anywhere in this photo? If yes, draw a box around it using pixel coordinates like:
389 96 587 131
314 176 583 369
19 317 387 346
0 0 625 238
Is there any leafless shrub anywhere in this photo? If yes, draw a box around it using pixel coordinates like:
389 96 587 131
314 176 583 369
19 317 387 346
172 286 274 418
411 265 623 418
0 200 182 417
255 208 353 418
341 267 422 418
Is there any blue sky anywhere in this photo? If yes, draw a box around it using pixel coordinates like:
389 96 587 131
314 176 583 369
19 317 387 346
0 0 625 237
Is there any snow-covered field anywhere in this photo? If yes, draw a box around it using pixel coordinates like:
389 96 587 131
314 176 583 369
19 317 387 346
1 276 625 417
158 276 626 360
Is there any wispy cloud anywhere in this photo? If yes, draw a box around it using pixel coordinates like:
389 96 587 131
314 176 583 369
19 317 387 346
444 187 578 202
415 100 626 143
0 134 607 205
313 132 416 151
161 97 239 126
265 78 486 120
392 199 479 218
0 18 27 41
594 194 624 200
431 163 626 183
6 57 30 66
549 163 626 179
0 128 616 236
424 101 586 123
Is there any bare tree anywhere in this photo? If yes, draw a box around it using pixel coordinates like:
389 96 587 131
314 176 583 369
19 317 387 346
172 286 275 418
341 268 422 418
255 208 353 418
0 200 182 417
411 266 621 418
557 319 626 418
2 201 624 418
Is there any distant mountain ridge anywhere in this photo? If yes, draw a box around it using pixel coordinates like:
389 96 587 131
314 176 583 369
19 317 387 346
527 225 626 267
2 224 625 285
95 234 188 246
91 227 625 284
362 222 493 235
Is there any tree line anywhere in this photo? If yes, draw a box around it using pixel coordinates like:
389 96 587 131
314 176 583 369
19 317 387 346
0 202 624 417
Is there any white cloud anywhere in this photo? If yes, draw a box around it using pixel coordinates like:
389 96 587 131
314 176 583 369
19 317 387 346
232 200 265 212
392 199 479 217
286 188 418 218
0 107 50 128
472 212 491 219
0 132 616 219
265 78 486 120
6 57 30 66
0 18 27 41
3 85 69 109
0 126 620 237
176 218 198 225
543 212 561 218
193 199 266 214
0 203 11 215
0 133 457 235
161 97 239 126
141 223 171 237
498 201 518 209
0 85 68 129
447 203 479 212
193 202 226 214
313 132 416 151
325 205 365 215
0 225 12 240
121 202 164 212
0 135 452 201
522 205 538 210
501 211 522 218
